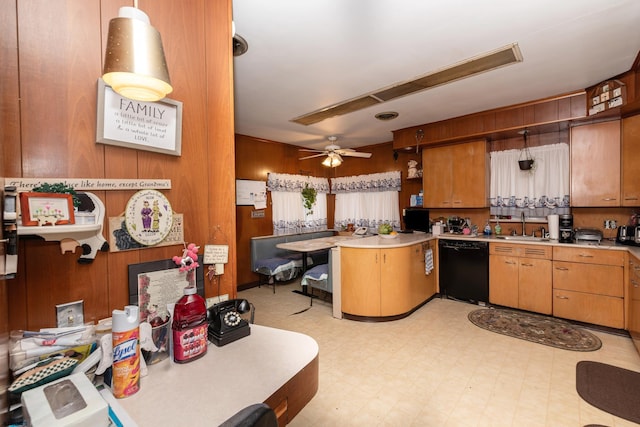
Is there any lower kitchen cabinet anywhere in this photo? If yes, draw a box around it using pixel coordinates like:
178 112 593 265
552 247 625 329
341 242 435 318
629 254 640 356
489 243 552 314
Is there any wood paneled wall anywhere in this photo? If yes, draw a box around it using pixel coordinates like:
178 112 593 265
1 0 235 334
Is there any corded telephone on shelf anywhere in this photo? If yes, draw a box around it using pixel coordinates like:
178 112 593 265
353 227 368 236
207 299 252 347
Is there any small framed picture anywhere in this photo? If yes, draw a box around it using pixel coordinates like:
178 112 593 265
19 192 75 226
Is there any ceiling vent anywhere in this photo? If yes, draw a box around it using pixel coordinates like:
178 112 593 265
291 43 522 126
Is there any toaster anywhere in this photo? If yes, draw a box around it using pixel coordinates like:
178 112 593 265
574 228 603 244
616 225 640 246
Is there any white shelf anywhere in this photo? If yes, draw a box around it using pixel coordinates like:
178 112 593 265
18 222 101 241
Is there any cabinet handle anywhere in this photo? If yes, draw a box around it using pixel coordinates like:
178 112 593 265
602 198 617 201
383 253 386 263
505 261 517 265
453 201 462 204
555 295 569 299
521 263 534 267
555 267 569 271
624 197 639 201
578 254 594 258
632 279 640 287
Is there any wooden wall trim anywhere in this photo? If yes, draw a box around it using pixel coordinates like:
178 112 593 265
392 91 587 149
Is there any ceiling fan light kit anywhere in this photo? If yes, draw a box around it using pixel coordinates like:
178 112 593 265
299 136 372 167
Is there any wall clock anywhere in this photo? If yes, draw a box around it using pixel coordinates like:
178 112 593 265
125 189 173 246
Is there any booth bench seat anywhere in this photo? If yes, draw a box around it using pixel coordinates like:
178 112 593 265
250 230 335 292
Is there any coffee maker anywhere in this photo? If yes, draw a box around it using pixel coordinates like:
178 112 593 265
559 214 573 243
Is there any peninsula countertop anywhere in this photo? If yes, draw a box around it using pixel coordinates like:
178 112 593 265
112 325 319 426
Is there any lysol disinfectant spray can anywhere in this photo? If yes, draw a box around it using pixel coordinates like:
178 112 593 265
112 305 140 398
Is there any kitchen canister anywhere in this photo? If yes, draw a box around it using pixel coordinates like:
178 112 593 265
547 214 559 240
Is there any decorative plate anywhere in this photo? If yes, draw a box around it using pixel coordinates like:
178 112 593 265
125 190 173 246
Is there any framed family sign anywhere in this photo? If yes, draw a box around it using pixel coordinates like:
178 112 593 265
96 78 183 156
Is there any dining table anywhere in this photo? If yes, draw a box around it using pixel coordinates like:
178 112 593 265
275 235 357 296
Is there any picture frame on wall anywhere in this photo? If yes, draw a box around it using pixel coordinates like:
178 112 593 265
19 192 75 226
96 79 183 156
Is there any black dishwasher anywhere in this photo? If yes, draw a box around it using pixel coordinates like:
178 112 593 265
438 239 489 304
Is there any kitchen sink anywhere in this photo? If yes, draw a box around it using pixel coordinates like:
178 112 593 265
495 235 549 242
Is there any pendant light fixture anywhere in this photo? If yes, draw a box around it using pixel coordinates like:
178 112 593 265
102 3 172 102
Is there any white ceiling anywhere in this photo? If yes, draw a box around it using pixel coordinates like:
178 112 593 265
232 0 640 151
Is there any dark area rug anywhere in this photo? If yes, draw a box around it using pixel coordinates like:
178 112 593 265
468 308 601 351
576 361 640 424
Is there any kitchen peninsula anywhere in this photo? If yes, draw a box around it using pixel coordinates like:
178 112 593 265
337 233 437 320
115 325 318 426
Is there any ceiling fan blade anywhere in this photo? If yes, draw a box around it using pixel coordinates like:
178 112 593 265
337 151 372 158
299 153 326 160
299 148 325 153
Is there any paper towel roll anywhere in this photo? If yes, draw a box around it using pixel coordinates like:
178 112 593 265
547 214 559 239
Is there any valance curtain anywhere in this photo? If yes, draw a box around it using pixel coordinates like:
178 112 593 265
490 143 570 217
267 173 329 235
332 171 401 230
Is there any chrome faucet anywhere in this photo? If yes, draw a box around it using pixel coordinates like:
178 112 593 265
521 211 526 236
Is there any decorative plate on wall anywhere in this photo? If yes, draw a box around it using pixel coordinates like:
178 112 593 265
125 190 173 246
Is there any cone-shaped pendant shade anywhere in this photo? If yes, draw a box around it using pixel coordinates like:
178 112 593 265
102 7 172 102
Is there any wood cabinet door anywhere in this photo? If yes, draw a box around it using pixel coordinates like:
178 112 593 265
553 261 623 297
553 289 624 329
451 140 487 207
518 258 552 314
489 255 519 308
407 242 435 304
380 247 413 315
570 120 621 206
422 145 452 208
341 248 381 316
622 115 640 206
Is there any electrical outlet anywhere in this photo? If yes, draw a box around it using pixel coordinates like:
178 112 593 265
56 300 84 328
206 294 229 308
610 220 617 229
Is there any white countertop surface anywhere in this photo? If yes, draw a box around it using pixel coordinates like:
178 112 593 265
334 230 640 256
114 325 318 426
336 231 432 248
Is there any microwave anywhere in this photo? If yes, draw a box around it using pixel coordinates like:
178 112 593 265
402 208 430 232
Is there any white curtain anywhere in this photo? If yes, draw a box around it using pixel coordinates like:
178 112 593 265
490 143 570 217
267 173 329 235
332 171 401 231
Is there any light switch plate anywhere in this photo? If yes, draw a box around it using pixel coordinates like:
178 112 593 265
56 300 84 328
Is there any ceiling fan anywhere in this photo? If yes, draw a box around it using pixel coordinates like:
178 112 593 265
299 136 372 167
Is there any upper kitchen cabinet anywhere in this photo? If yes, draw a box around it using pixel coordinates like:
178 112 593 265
622 114 640 206
570 120 621 207
422 140 488 208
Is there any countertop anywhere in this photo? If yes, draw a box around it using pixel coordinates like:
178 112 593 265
337 230 640 257
336 231 432 248
112 325 318 426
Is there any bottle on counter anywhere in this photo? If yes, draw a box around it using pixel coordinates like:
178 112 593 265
172 285 208 363
494 219 502 235
112 305 140 398
483 220 492 235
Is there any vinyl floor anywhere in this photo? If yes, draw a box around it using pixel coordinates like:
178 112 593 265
239 281 640 427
